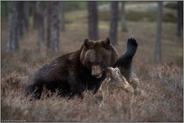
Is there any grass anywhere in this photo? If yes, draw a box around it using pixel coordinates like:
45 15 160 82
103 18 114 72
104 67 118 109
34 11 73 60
64 3 177 23
98 9 177 23
1 61 183 122
1 3 183 122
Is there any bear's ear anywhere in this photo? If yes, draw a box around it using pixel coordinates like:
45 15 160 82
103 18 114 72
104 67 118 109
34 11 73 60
104 37 111 46
84 38 90 47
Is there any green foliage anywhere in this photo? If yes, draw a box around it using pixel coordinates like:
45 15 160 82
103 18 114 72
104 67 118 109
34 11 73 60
98 1 109 6
99 10 177 23
1 1 11 18
163 13 177 23
126 11 157 22
164 2 178 10
64 1 87 11
64 1 109 11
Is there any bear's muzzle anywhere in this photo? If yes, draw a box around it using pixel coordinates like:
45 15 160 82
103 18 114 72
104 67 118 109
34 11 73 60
91 65 102 78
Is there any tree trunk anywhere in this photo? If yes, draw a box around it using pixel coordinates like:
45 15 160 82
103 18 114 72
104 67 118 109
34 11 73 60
109 1 119 45
47 1 60 52
17 2 24 39
121 1 127 32
7 1 19 53
47 2 51 49
177 1 183 37
51 2 60 52
88 1 98 40
36 1 45 46
60 1 65 32
33 2 39 29
23 1 30 33
155 2 163 63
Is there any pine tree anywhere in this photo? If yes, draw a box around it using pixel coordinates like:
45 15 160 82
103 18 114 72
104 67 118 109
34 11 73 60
155 2 163 62
109 1 119 45
47 1 60 52
36 1 45 46
7 1 19 53
88 1 98 40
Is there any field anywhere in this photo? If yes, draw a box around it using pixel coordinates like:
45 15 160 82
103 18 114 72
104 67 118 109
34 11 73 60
1 2 183 122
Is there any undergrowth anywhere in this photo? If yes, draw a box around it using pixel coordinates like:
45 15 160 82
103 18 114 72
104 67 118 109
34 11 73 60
1 61 183 122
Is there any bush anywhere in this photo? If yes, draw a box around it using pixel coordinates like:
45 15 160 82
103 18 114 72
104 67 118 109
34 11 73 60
64 2 87 11
164 2 178 10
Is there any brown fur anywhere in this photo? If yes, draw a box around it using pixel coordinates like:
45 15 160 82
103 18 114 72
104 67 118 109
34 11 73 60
95 67 134 98
25 38 119 99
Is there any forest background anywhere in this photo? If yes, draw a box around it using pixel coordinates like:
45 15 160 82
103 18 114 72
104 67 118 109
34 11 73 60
1 1 183 122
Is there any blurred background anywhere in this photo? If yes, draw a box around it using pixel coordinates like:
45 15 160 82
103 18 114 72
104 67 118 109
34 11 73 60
1 1 183 76
1 1 183 121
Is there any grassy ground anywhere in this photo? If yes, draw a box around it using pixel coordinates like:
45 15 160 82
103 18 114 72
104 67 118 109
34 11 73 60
1 3 183 122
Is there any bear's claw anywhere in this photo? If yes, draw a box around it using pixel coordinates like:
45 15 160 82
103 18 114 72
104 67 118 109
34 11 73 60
127 37 138 47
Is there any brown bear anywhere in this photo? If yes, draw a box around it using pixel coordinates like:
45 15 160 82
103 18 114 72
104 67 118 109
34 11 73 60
94 67 134 107
95 67 134 96
94 66 140 98
25 38 119 99
94 37 139 107
114 37 138 88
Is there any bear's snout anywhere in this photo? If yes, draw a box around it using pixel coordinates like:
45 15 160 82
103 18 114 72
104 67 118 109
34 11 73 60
91 65 102 78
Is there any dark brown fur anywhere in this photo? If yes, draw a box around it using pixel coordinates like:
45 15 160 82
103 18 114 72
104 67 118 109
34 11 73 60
25 38 119 99
114 37 138 91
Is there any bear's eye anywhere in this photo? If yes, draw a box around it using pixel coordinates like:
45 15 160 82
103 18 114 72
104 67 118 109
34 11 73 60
97 61 101 64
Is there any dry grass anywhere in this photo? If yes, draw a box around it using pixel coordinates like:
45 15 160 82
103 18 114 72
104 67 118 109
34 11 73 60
1 7 183 122
1 61 183 122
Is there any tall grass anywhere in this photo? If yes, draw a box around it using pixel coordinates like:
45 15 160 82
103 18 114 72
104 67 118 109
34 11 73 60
1 59 183 122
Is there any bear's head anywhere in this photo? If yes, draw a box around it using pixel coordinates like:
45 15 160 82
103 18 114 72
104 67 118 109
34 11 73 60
80 38 119 78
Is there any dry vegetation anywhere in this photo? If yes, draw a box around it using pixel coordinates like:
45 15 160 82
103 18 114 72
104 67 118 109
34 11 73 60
1 4 183 122
1 60 183 122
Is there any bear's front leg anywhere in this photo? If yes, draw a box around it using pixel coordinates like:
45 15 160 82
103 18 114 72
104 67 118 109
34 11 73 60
114 37 138 81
